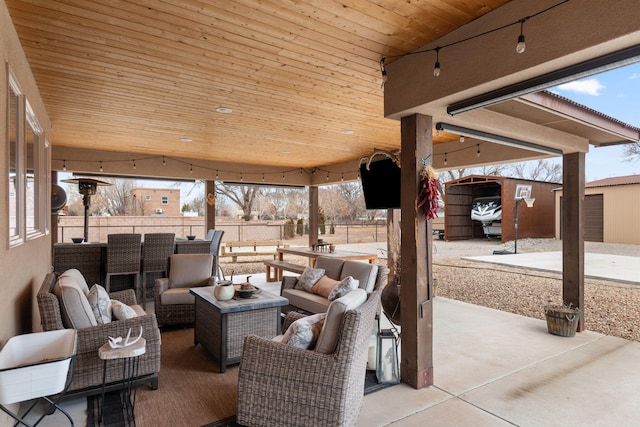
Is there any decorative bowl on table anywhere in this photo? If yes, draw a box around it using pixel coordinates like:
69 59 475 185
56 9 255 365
71 237 84 244
186 235 196 240
236 288 256 299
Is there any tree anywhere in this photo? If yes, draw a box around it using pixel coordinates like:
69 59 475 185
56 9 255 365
508 159 562 182
623 142 640 162
335 182 365 221
216 183 262 221
100 178 136 215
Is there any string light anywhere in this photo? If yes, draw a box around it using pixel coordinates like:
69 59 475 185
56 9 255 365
162 156 166 166
189 164 193 173
282 172 286 181
460 136 465 142
240 173 243 182
477 144 481 157
516 18 528 54
62 160 66 171
379 1 567 81
99 161 103 172
132 160 136 170
444 153 448 166
262 173 265 182
341 173 344 181
326 172 330 181
216 170 219 179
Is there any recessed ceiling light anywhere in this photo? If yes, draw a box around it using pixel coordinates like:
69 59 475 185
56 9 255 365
341 130 354 135
216 107 233 114
180 137 192 142
281 150 291 154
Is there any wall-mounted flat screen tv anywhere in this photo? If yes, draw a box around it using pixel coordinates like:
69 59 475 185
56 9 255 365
359 158 401 209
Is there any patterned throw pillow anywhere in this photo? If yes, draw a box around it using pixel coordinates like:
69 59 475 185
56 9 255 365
328 276 359 301
294 267 326 292
282 313 326 350
111 300 138 320
87 284 112 324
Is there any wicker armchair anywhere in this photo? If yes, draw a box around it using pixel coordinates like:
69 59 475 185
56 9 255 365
37 272 161 398
237 291 381 427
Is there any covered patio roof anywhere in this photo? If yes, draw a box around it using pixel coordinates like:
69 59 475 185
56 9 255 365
6 0 639 186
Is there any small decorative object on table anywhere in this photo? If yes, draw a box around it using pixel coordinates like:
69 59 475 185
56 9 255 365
186 235 196 240
71 237 84 243
236 276 257 299
214 279 235 301
544 304 580 337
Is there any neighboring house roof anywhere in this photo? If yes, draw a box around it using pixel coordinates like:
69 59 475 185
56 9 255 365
586 175 640 188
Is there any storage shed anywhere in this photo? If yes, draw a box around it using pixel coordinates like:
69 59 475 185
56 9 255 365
554 175 640 244
443 175 558 243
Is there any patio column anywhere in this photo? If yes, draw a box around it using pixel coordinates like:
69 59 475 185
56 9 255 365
205 180 216 232
308 186 319 246
562 152 585 332
400 113 434 389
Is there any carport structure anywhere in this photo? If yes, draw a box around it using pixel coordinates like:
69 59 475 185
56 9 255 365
4 0 640 391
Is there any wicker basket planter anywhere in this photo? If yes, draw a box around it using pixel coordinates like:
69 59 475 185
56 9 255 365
544 305 580 337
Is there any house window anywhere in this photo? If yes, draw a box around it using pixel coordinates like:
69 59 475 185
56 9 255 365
145 195 151 201
161 196 168 205
6 68 48 247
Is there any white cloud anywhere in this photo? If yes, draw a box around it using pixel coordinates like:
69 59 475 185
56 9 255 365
557 78 605 96
629 73 640 80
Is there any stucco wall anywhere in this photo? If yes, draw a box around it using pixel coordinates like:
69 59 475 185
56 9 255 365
1 1 52 340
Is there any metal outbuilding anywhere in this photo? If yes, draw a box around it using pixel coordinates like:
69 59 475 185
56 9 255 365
554 174 640 244
443 175 558 243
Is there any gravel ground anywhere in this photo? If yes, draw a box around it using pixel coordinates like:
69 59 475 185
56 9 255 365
220 238 640 342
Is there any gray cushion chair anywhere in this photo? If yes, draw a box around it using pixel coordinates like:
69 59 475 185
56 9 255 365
237 290 381 427
153 253 213 327
37 269 161 397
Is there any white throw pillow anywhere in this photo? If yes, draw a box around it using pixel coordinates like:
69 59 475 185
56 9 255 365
87 284 112 324
295 267 326 292
328 276 359 301
282 313 326 350
110 300 138 320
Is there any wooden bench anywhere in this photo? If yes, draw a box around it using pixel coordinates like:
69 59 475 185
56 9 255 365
220 240 289 262
263 260 306 282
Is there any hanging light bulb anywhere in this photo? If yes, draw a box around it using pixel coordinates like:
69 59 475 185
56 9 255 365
433 47 441 77
516 19 527 54
189 164 193 173
477 144 481 157
460 136 465 143
326 172 330 181
444 153 448 166
240 173 243 182
62 160 67 171
132 160 136 170
216 170 219 179
99 161 103 172
262 173 265 182
162 156 166 166
341 173 344 181
282 172 286 181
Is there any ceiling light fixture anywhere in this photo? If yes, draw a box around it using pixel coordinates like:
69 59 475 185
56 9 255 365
215 107 232 114
180 137 192 142
341 130 354 135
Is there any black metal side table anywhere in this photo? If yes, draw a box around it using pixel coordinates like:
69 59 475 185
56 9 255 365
98 338 146 423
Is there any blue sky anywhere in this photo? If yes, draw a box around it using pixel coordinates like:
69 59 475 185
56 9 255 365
550 62 640 182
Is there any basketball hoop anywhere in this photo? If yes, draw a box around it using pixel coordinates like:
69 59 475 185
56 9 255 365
523 197 535 208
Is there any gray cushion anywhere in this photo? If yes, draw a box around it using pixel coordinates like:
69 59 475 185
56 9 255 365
55 269 97 329
295 267 325 291
315 257 344 280
315 289 367 354
281 313 326 349
87 284 112 324
341 261 378 292
282 289 331 314
169 254 213 288
328 276 359 301
161 287 196 305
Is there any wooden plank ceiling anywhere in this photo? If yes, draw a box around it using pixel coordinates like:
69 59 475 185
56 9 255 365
6 0 510 170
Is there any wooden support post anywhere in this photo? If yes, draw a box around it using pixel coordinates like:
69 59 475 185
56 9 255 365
205 180 216 233
309 186 319 247
399 113 433 389
562 152 585 331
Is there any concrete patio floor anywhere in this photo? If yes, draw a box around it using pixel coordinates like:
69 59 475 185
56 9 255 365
358 297 640 426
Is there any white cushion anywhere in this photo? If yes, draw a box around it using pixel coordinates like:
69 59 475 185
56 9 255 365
55 270 97 329
111 300 139 320
341 262 378 292
282 313 326 349
295 267 325 292
282 289 331 314
328 276 359 301
315 289 367 354
87 284 112 324
160 288 196 305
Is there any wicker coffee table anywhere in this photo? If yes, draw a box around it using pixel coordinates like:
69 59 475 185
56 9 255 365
190 286 288 373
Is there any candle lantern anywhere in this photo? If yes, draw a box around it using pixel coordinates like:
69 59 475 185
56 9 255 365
376 329 400 384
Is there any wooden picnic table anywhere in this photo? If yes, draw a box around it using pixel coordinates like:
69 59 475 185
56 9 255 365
276 246 378 267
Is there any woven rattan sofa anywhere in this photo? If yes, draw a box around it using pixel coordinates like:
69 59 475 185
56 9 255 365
281 256 387 314
237 290 381 426
38 271 161 398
